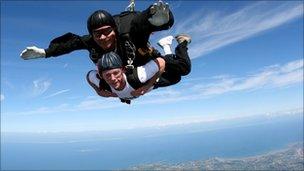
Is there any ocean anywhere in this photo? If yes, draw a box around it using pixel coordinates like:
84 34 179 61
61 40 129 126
1 113 303 170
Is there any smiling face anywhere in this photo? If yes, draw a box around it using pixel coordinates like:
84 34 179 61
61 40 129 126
101 68 126 90
92 25 116 51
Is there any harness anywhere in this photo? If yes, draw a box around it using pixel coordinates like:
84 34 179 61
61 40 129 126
110 9 160 104
114 11 139 74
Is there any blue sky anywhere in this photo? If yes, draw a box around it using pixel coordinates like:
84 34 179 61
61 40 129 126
1 1 303 133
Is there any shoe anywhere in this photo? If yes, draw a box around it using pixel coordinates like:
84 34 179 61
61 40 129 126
175 34 191 45
157 35 174 48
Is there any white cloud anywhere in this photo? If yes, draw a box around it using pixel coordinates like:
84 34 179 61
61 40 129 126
129 107 303 129
266 107 303 117
44 89 70 99
6 59 303 115
173 1 303 59
194 59 303 96
16 104 71 116
12 96 123 116
63 63 68 68
280 59 304 73
31 78 51 97
143 87 181 98
54 59 303 107
1 94 4 101
136 59 304 104
75 97 121 110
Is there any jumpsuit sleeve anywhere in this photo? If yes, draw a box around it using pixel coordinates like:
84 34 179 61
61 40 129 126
44 32 91 58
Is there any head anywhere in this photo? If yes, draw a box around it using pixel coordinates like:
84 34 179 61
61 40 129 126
97 52 126 90
87 10 117 50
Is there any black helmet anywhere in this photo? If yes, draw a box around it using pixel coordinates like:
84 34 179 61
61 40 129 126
87 10 116 34
97 52 123 72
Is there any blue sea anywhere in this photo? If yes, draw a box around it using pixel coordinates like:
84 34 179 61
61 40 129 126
1 113 303 170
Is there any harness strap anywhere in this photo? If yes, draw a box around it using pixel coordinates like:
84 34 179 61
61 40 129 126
124 39 136 72
113 11 138 72
126 67 143 89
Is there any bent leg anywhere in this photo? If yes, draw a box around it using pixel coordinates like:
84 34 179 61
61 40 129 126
132 5 174 32
174 41 191 76
129 5 174 48
162 41 191 76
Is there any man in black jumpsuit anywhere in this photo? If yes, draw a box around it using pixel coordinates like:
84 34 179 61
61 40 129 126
20 2 174 67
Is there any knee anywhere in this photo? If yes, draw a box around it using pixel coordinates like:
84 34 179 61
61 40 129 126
171 75 181 85
180 63 191 76
174 57 191 76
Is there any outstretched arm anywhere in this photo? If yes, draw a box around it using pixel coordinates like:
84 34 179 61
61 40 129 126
20 33 90 60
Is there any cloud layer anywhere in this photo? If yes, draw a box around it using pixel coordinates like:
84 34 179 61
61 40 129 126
173 1 303 59
30 78 51 97
6 59 303 115
195 59 303 97
44 89 70 99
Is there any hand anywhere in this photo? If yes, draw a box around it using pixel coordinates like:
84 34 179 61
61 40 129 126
20 46 46 60
98 90 118 97
148 1 170 26
131 86 150 97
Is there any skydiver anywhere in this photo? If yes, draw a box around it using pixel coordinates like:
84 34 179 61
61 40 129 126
20 1 174 67
86 34 191 104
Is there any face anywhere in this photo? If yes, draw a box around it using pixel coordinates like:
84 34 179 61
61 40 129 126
101 68 125 90
92 26 116 51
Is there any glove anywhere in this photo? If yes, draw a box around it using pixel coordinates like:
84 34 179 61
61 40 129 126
148 1 170 26
20 46 46 60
